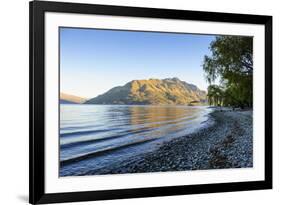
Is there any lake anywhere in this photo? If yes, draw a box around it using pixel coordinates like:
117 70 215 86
59 104 212 176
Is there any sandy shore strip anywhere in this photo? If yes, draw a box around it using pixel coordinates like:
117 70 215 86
86 109 253 175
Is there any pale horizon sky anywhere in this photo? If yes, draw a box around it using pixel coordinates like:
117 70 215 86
60 27 215 99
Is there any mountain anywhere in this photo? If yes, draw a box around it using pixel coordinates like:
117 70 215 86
60 93 86 104
85 78 207 105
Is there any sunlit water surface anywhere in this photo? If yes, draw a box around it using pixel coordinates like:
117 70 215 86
60 105 212 176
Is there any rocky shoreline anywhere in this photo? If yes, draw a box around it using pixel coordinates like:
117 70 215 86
87 109 253 175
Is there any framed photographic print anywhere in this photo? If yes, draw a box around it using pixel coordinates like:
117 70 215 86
29 0 272 204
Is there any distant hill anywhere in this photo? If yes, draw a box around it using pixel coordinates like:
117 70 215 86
85 78 206 105
60 93 86 104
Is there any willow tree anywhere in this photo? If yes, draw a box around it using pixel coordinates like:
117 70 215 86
207 85 224 106
203 36 253 108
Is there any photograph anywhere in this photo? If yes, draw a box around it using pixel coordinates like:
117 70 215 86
28 1 273 203
59 27 253 177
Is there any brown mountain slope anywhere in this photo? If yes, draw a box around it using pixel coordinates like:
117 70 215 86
85 78 206 105
60 93 86 104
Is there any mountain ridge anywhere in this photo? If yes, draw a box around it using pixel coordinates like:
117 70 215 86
60 93 87 104
85 77 206 105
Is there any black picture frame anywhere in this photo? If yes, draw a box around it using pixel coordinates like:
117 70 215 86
29 0 272 204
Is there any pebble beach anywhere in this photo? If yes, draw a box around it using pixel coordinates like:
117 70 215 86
91 109 253 175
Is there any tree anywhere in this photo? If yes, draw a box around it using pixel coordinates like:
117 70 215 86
207 85 224 106
203 36 253 108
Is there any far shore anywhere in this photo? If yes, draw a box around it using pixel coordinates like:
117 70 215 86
84 108 253 175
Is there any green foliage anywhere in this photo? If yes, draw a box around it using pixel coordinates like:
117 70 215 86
203 36 253 108
207 85 224 106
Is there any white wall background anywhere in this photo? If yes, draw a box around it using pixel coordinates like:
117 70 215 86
0 0 279 204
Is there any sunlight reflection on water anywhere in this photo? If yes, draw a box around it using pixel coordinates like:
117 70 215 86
59 105 212 176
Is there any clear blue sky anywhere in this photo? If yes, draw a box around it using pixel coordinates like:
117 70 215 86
60 27 215 98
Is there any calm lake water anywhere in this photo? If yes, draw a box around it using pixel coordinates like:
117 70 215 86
60 105 212 176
